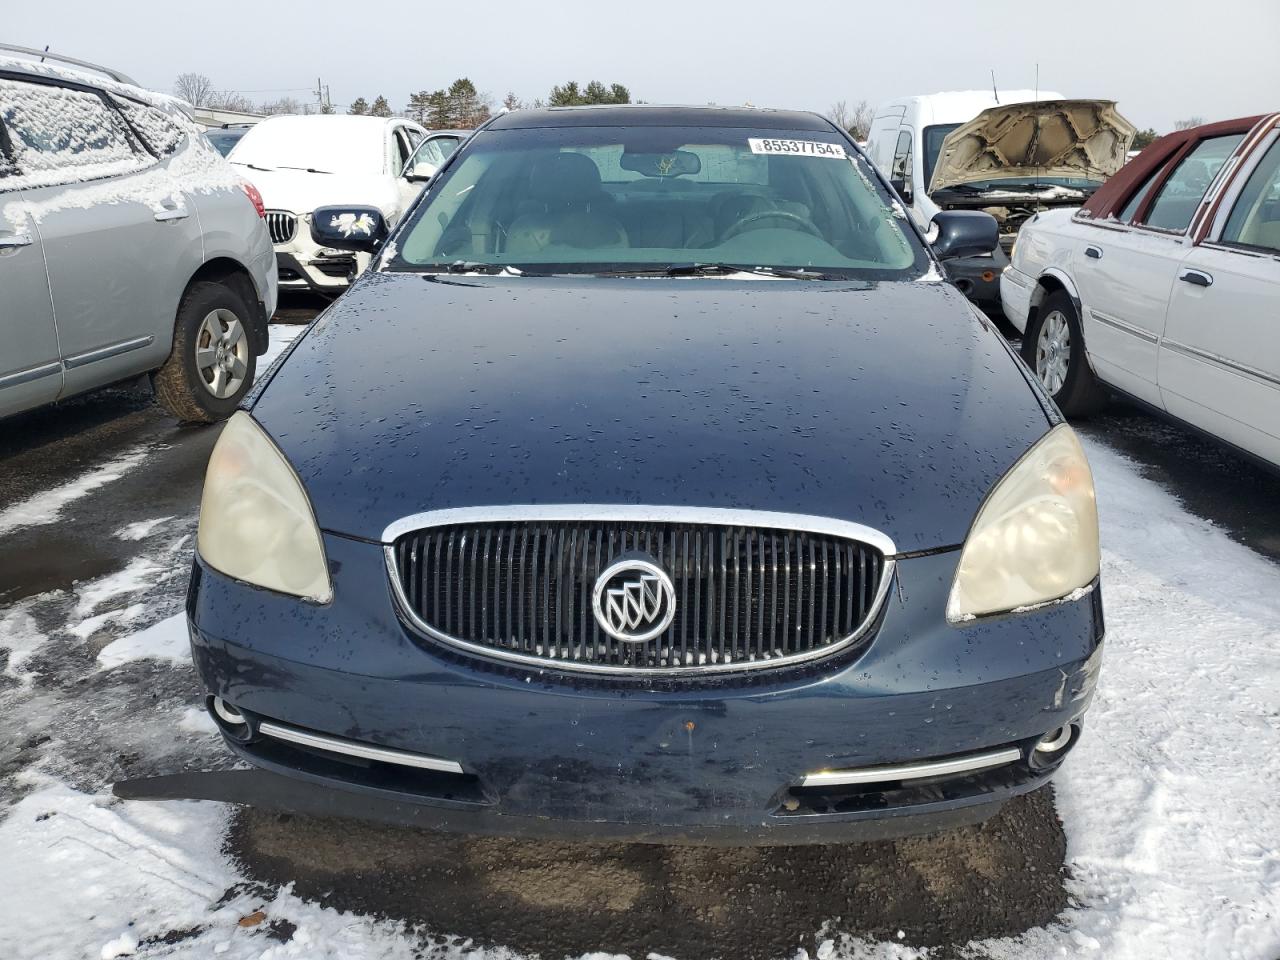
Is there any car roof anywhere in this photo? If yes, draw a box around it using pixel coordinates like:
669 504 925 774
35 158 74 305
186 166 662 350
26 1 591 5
485 104 835 132
1080 113 1268 220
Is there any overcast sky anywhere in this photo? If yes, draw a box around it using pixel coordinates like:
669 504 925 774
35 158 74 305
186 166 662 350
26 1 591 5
7 0 1278 132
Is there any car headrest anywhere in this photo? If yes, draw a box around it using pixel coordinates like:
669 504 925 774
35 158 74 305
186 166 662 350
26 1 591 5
528 152 605 205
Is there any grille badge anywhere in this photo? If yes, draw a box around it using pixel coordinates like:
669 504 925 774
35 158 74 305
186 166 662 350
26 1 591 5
592 557 676 643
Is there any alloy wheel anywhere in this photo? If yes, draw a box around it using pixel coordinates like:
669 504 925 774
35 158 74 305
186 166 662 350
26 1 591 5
195 309 249 399
1035 310 1071 396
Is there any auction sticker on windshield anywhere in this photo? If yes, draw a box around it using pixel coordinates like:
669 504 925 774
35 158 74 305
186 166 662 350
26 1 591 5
748 138 847 158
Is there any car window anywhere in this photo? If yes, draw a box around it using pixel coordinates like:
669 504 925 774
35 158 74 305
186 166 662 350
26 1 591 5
0 78 147 192
110 95 187 157
1116 163 1164 222
392 124 927 280
0 122 16 181
922 123 960 189
406 127 423 147
410 135 456 171
890 130 913 185
1141 133 1244 232
1219 137 1280 254
392 129 412 176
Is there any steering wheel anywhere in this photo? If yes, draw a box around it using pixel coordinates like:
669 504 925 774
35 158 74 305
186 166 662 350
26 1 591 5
721 209 823 242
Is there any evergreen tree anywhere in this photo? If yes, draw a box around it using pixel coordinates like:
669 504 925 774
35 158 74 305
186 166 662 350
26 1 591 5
548 80 631 107
348 97 369 116
370 95 392 118
1131 128 1159 150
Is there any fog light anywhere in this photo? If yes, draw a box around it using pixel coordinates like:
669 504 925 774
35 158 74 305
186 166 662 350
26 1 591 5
212 697 245 725
210 696 257 744
1036 726 1072 754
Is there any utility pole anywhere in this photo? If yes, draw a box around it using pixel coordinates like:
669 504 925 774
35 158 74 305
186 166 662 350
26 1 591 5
314 78 332 113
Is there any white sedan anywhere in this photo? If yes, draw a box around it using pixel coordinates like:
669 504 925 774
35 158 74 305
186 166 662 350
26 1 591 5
1002 112 1280 468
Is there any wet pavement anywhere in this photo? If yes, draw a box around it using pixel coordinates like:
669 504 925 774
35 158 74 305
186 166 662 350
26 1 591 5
1 303 1277 957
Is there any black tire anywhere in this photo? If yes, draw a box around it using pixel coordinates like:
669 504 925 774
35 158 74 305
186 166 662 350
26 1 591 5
1021 290 1108 417
154 281 258 423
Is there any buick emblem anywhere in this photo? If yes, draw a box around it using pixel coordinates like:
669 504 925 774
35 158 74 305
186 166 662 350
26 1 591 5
592 557 676 643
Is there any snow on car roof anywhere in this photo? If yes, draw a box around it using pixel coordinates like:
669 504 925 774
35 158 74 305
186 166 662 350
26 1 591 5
0 52 186 113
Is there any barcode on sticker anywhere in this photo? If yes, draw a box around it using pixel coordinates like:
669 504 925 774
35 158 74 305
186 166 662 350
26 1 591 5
747 138 847 159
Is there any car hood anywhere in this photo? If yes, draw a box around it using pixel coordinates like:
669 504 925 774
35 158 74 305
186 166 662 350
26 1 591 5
250 273 1051 553
929 99 1136 193
231 164 392 216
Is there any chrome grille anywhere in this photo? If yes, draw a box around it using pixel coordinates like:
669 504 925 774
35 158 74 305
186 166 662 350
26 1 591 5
264 210 296 244
387 511 892 675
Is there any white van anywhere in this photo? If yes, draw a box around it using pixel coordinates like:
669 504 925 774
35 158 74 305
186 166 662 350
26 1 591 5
866 91 1134 308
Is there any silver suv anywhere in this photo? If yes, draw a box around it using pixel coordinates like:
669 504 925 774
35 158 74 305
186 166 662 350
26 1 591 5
0 45 277 423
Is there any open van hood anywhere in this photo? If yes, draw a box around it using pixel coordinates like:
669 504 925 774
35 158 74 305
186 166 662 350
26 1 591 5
928 99 1136 193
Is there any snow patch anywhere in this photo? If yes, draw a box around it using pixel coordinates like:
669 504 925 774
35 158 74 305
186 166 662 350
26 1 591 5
97 613 190 669
178 706 218 735
115 516 175 541
0 446 150 537
0 600 48 681
69 602 147 640
74 557 166 618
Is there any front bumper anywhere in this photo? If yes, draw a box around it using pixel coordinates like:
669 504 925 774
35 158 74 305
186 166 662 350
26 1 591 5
1000 265 1035 335
273 215 369 292
185 534 1104 843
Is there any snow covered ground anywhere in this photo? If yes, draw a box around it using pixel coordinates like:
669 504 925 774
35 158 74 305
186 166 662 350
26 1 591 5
1 356 1277 959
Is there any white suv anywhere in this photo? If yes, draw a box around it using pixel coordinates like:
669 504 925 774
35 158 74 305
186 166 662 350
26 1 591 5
0 44 277 423
229 115 460 293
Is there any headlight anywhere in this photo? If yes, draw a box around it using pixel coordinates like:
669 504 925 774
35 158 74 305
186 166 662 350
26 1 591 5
197 411 332 603
947 424 1098 622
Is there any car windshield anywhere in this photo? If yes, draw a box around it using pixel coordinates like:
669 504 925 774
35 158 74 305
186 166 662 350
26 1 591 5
228 117 385 176
205 130 245 157
389 124 927 279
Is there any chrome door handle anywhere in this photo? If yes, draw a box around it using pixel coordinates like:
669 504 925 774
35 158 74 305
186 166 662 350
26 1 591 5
0 233 33 250
154 207 190 222
1179 269 1212 288
1084 245 1103 260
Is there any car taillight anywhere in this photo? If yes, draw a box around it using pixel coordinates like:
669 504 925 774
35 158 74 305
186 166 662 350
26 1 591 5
240 182 265 218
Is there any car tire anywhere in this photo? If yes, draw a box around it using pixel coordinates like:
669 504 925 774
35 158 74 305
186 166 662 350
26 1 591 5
1022 290 1107 417
154 281 259 423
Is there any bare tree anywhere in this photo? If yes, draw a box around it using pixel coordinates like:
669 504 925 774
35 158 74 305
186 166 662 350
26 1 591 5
261 97 307 116
828 100 851 131
847 99 874 142
1174 116 1205 131
174 72 214 107
502 91 523 112
830 99 874 141
208 91 255 113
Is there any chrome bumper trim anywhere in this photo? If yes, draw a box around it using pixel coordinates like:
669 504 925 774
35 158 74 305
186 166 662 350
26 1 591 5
800 746 1022 788
257 720 465 774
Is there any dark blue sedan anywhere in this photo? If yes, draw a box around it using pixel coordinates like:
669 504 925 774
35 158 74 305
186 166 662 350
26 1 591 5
183 106 1103 843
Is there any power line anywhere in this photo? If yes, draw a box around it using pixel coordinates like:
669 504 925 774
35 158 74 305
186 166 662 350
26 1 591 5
221 86 314 94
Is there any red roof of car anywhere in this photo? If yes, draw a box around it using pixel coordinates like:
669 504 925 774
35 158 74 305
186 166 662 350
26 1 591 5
1080 114 1266 220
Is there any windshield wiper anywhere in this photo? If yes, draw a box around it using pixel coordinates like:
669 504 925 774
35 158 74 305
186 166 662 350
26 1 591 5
941 182 1087 195
596 263 833 280
276 165 334 175
239 163 275 172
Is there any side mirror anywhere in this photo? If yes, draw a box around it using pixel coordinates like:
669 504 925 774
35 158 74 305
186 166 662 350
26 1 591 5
930 211 999 259
309 205 389 254
405 160 437 183
890 177 913 205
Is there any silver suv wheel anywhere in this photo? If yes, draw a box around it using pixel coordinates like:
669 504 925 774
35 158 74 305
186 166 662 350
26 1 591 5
196 309 249 399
